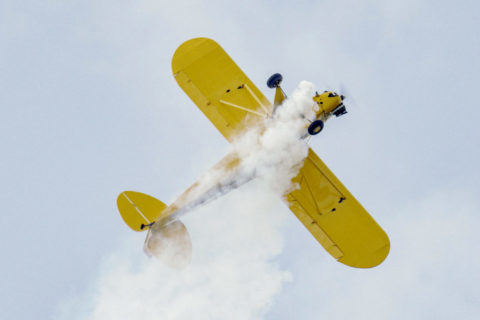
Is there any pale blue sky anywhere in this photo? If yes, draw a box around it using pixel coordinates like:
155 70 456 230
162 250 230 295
1 1 479 319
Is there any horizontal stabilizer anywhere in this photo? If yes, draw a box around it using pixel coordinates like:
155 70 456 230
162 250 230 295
117 191 167 231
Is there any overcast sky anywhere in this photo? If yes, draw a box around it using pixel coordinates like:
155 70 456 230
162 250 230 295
1 1 479 319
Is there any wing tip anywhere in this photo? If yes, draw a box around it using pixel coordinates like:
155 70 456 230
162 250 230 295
171 37 220 74
338 235 391 269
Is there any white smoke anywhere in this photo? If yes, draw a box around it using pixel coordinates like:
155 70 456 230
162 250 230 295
233 80 316 195
59 81 316 320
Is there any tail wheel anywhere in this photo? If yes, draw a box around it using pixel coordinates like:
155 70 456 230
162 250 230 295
308 120 324 135
267 73 283 88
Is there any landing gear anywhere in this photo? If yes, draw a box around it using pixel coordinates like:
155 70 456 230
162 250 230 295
308 120 324 135
267 73 286 108
267 73 283 88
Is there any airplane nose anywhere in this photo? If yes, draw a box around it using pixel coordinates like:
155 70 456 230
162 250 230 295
340 95 345 101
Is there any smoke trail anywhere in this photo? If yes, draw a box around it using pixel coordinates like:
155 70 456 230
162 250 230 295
232 80 316 195
163 80 316 215
60 81 316 320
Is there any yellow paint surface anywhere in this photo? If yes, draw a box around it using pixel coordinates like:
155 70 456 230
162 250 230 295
287 149 390 268
117 191 167 231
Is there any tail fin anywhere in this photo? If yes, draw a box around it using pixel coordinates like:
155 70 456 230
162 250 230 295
117 191 167 231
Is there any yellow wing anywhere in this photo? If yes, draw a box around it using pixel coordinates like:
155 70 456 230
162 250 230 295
172 38 271 141
171 38 389 268
286 148 390 268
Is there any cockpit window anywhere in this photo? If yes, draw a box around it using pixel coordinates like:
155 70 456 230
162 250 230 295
328 93 335 97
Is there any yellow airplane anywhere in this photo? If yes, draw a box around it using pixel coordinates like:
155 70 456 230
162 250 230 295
117 38 390 269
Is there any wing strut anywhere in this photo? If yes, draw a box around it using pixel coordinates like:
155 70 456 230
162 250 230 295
242 83 270 115
219 99 267 117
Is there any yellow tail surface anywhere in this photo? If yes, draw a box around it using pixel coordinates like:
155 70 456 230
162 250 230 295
117 191 167 231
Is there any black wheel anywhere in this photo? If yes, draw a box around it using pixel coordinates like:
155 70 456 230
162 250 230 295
267 73 283 88
308 120 324 135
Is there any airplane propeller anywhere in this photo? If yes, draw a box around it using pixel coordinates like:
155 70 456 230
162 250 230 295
338 83 360 110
